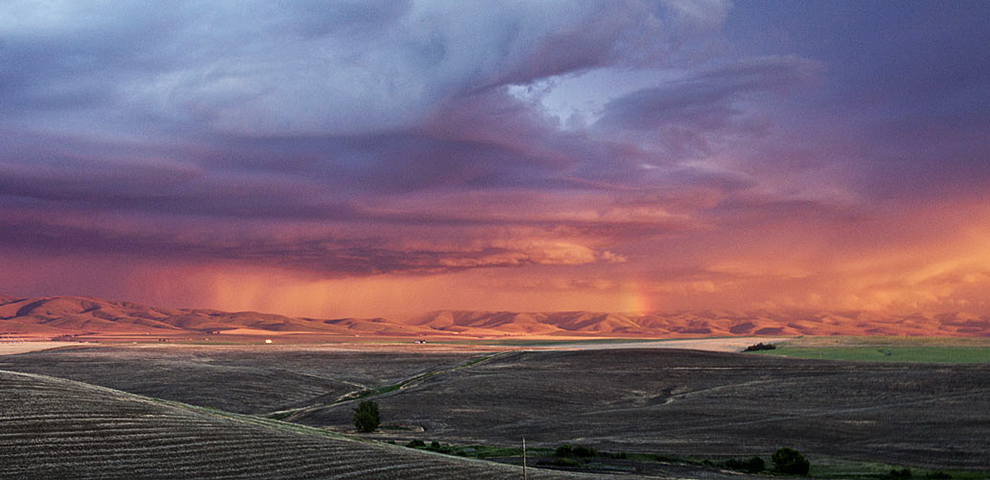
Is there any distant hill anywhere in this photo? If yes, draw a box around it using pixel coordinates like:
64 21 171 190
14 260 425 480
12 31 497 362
1 295 987 337
0 295 384 336
408 309 990 337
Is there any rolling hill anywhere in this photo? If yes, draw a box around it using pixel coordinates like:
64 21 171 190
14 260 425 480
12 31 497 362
0 369 637 479
1 295 988 338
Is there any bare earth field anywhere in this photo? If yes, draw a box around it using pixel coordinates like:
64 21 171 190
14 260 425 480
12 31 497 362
0 338 777 414
0 369 655 480
2 342 988 476
0 344 481 414
290 349 990 470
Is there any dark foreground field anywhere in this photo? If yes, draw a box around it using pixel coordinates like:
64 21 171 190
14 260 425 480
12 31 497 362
0 369 664 480
3 344 989 477
0 345 477 414
289 349 990 469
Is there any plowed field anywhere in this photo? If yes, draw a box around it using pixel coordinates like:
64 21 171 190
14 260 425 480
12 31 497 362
0 370 643 479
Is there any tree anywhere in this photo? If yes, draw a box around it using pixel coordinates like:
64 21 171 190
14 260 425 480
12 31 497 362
772 447 810 475
352 400 381 433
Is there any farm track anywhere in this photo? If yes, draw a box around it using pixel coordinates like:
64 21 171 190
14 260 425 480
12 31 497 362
0 369 646 479
275 350 517 421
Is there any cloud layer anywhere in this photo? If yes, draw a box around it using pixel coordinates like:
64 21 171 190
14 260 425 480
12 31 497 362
1 0 989 317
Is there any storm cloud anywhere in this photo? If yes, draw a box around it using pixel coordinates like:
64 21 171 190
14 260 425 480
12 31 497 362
2 0 989 317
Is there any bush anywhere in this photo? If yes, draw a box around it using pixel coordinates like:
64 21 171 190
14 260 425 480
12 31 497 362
424 441 456 454
554 444 574 457
887 468 913 479
925 472 951 480
745 456 766 472
573 445 597 458
554 444 596 458
744 342 777 352
772 447 810 475
406 439 426 448
352 400 381 433
725 456 766 473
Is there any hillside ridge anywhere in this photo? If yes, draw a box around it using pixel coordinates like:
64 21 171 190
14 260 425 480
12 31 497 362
1 295 988 337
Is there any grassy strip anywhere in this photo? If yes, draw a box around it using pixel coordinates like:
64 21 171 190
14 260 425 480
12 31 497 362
753 346 990 364
402 440 554 458
400 439 990 479
808 456 990 479
778 336 990 348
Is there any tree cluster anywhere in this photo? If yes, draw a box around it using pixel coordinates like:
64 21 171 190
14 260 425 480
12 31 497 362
743 342 777 352
772 447 810 475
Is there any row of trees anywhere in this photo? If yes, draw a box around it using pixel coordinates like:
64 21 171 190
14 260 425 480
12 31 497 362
698 448 810 475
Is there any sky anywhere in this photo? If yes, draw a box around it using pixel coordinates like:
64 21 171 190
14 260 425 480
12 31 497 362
1 0 989 319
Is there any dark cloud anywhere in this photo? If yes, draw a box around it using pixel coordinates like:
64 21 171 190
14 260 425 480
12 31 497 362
0 214 632 276
1 1 719 137
594 56 822 159
723 0 990 200
1 0 988 310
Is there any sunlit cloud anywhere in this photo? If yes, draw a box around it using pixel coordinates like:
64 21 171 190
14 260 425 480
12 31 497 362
1 1 989 320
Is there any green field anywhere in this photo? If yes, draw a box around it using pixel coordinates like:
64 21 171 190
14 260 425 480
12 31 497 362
807 455 990 480
754 346 990 364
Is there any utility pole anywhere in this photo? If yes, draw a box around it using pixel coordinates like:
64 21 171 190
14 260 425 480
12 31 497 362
522 437 527 480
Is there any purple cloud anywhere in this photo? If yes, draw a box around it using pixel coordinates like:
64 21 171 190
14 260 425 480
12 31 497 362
1 0 990 317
